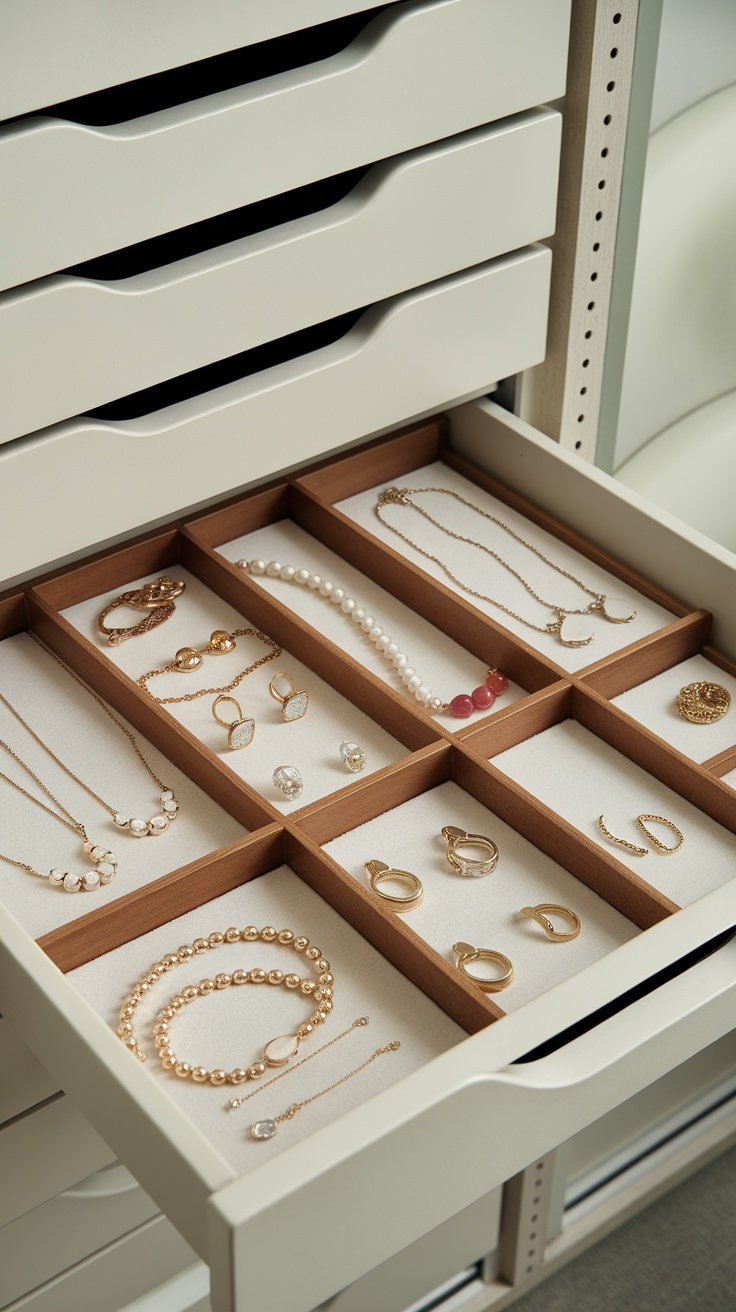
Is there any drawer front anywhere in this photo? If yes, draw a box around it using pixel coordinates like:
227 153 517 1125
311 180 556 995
1 249 552 581
0 1096 114 1229
0 111 561 444
0 3 386 119
0 1019 58 1126
0 1163 158 1307
0 0 571 289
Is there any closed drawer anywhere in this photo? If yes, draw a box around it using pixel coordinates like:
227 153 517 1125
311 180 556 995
0 1096 115 1228
0 403 734 1312
0 2 386 118
0 0 571 290
0 111 561 444
1 249 552 581
0 1018 58 1126
0 1162 158 1307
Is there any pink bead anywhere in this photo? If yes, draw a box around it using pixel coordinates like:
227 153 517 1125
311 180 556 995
471 685 495 710
450 694 474 718
486 669 509 696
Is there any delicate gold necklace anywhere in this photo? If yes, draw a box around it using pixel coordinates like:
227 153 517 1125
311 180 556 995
6 634 181 839
0 741 117 893
375 487 636 647
137 628 280 703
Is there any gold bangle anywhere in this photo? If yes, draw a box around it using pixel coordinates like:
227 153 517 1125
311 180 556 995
97 576 185 646
676 681 731 724
441 826 499 877
519 904 581 942
365 860 423 912
452 941 513 992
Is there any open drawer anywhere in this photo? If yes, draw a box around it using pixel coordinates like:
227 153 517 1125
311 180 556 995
0 405 734 1312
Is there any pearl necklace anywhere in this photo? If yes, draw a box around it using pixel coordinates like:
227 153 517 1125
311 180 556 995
237 559 508 718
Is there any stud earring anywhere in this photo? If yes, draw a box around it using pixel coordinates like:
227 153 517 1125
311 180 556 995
211 695 255 750
273 765 304 801
340 741 366 773
269 672 309 722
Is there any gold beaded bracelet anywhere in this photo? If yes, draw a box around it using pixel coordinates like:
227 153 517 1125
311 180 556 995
117 925 334 1083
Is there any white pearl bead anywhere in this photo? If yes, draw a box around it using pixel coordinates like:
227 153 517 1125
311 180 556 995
430 697 443 711
281 565 295 581
394 653 408 669
250 559 266 575
308 574 322 590
236 559 247 568
341 598 356 614
376 634 390 651
295 569 310 585
353 607 366 624
387 641 399 658
416 685 430 703
331 588 345 604
407 675 421 692
360 615 375 632
319 580 334 597
266 561 281 577
369 625 383 642
402 666 416 683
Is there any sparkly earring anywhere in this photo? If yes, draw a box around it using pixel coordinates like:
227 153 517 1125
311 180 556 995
211 695 255 750
269 672 309 722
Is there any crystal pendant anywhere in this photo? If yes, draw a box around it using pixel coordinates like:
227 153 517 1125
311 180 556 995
250 1119 278 1140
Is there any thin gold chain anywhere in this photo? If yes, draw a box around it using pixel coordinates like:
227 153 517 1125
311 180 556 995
275 1039 401 1125
375 487 604 634
228 1016 370 1110
138 629 281 704
0 744 86 836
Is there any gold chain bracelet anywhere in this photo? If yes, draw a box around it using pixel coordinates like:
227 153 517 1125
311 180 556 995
137 629 281 704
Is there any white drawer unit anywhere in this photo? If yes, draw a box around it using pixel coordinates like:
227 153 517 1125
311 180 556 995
2 3 733 1311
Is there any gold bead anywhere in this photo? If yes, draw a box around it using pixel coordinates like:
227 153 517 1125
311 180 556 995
317 959 330 972
162 1007 176 1020
147 969 162 982
193 938 209 953
278 929 294 944
315 987 332 1002
124 1035 139 1049
267 970 284 985
199 978 215 993
171 994 185 1009
164 953 179 969
215 973 232 989
178 944 194 958
138 980 151 994
161 1054 176 1069
208 932 225 947
248 1062 267 1079
249 968 266 983
229 1068 248 1084
320 1000 333 1013
153 1034 168 1049
285 974 300 989
175 1062 192 1078
242 926 259 941
305 946 321 961
117 1022 132 1037
320 972 334 985
225 927 241 943
301 980 316 994
302 1023 314 1035
182 985 198 1002
260 926 277 941
191 1067 209 1083
294 937 309 952
120 1005 134 1020
209 1069 227 1086
232 969 248 985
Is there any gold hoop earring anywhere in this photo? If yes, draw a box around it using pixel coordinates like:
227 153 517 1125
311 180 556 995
269 672 309 722
636 814 684 855
365 861 423 912
211 695 255 750
441 826 498 877
452 942 513 992
519 904 581 942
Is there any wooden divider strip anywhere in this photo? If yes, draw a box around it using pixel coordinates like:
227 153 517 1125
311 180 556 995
38 828 285 973
463 682 573 757
26 591 278 834
285 829 500 1035
294 418 444 504
181 482 291 550
702 747 736 779
32 528 181 610
578 611 712 696
453 750 678 929
573 684 736 834
701 645 736 680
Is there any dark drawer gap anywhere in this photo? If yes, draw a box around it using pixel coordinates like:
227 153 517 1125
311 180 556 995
85 307 367 421
14 7 394 127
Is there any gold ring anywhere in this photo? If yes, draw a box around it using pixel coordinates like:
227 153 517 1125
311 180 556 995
676 681 731 724
519 904 581 942
365 861 423 912
269 672 309 722
211 694 255 750
452 942 513 992
441 826 498 877
636 814 684 855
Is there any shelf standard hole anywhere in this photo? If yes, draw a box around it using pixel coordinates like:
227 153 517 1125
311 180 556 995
585 329 592 338
528 1250 536 1258
575 440 582 450
610 46 619 58
613 12 622 23
593 242 600 251
526 1267 534 1275
533 1197 541 1205
598 180 606 189
591 272 598 281
588 301 595 311
536 1163 544 1170
531 1215 539 1223
530 1233 537 1241
607 80 616 92
580 386 587 395
577 415 585 423
604 113 612 125
583 358 590 367
595 210 603 221
601 147 609 158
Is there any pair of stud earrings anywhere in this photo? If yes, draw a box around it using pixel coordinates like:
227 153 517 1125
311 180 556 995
211 672 308 750
272 742 367 803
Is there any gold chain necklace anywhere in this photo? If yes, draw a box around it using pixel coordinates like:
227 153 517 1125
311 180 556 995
0 738 117 894
375 487 636 647
249 1037 400 1141
6 634 181 839
137 628 281 703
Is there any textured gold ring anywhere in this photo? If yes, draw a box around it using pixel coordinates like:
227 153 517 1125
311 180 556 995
452 942 513 992
519 904 581 942
441 826 499 877
365 861 423 912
